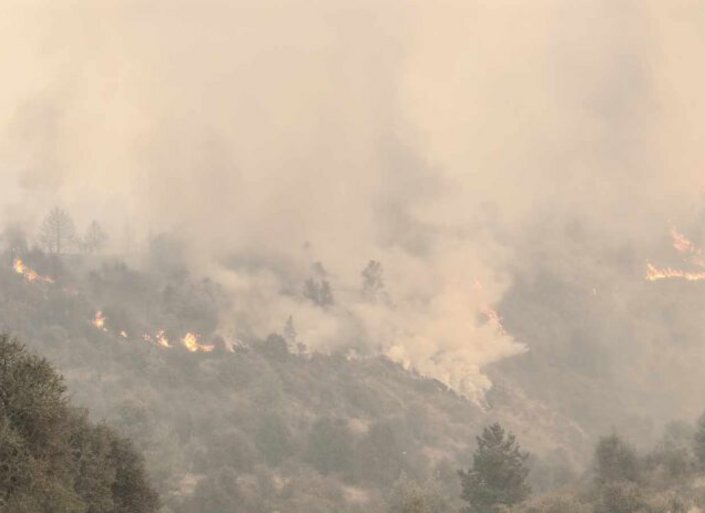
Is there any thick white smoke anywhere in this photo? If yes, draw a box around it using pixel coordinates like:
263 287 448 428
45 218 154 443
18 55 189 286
3 0 705 403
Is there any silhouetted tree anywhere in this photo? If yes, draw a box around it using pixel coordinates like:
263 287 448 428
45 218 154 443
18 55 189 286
362 260 385 301
304 262 335 307
80 220 108 254
593 434 640 485
38 207 75 254
459 423 531 513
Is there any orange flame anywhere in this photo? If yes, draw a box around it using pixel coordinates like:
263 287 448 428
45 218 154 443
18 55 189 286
92 311 108 331
646 262 705 282
671 227 697 255
143 330 172 348
182 332 214 353
481 306 508 335
474 279 509 336
670 227 705 268
155 330 171 348
646 227 705 282
13 258 54 283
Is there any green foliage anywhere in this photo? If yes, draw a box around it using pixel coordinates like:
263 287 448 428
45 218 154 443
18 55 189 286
0 335 159 512
387 474 448 513
593 482 645 513
593 434 640 485
645 421 695 481
305 417 354 477
255 413 293 466
459 423 531 513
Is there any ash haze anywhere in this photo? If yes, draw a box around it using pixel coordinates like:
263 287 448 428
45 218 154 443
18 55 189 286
4 1 705 511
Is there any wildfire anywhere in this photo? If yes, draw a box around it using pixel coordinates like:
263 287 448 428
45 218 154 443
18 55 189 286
90 315 216 353
474 280 509 336
13 258 54 284
92 311 108 331
645 262 705 282
155 330 171 348
671 227 697 254
646 227 705 282
182 332 214 353
481 306 508 336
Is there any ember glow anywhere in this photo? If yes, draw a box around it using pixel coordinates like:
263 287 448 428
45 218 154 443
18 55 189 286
13 258 54 284
92 311 108 331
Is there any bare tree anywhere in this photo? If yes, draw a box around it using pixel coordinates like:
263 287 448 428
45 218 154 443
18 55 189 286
38 207 75 254
80 220 108 254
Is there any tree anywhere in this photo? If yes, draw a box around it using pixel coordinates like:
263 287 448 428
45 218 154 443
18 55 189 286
362 260 385 301
0 335 159 512
593 434 640 485
304 262 335 307
80 220 108 254
38 207 75 254
459 423 531 513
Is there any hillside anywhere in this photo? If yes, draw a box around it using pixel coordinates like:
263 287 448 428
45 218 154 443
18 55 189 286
0 335 158 512
0 250 588 512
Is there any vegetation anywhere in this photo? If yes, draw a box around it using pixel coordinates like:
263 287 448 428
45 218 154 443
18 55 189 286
0 335 158 512
7 208 705 512
459 423 531 513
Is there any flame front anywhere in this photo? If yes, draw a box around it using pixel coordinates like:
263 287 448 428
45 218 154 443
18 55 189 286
13 258 54 284
182 332 214 353
645 262 705 282
646 227 705 282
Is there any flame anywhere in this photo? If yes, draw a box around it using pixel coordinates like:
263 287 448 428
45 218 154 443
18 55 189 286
182 332 214 353
142 330 172 348
155 330 171 348
671 227 697 255
474 280 509 336
481 306 507 335
645 262 705 282
13 258 54 283
646 227 705 282
670 227 705 267
92 311 108 331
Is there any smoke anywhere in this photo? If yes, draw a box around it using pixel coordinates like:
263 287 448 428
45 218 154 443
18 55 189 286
3 0 705 406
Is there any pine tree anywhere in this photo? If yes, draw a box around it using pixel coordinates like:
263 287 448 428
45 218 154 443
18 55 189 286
38 207 75 254
459 423 531 513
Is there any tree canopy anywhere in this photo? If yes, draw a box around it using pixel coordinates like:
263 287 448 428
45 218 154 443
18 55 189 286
459 423 531 513
0 335 159 512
